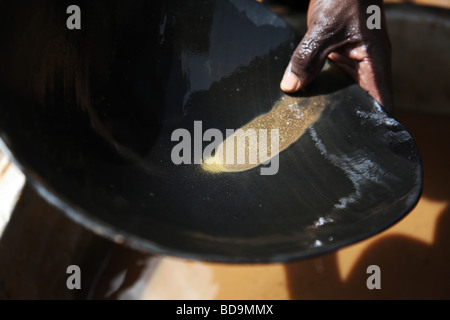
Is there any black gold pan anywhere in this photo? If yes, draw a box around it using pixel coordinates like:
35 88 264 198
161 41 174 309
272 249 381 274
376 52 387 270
0 0 421 263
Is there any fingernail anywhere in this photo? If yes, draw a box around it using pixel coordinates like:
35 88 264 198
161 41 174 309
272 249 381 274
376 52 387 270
280 71 301 92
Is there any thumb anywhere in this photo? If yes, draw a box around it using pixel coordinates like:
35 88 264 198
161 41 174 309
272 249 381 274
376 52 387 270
280 31 330 93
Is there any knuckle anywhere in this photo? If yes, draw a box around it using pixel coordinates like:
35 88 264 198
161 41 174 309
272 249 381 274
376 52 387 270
290 49 318 76
293 32 325 63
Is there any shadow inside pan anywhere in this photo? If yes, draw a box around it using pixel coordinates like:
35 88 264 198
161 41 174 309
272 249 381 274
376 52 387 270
0 0 421 263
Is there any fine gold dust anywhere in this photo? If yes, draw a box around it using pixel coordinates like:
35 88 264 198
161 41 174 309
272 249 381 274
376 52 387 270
202 94 327 173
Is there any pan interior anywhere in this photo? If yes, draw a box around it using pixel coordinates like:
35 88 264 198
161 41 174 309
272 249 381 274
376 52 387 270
0 0 422 262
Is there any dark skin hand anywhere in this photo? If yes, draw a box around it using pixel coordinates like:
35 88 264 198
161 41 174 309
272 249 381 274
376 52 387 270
280 0 393 113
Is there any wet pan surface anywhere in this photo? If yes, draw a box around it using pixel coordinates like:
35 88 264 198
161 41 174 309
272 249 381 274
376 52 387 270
0 0 422 262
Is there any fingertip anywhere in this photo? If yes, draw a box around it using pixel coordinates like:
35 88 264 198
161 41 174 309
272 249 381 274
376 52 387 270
280 70 301 92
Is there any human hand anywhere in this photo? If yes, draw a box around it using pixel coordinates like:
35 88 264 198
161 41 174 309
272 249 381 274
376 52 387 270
280 0 393 112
